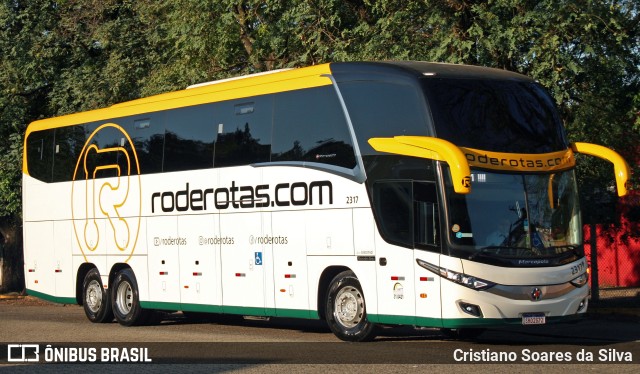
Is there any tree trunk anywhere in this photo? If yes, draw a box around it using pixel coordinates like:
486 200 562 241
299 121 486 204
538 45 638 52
0 220 24 294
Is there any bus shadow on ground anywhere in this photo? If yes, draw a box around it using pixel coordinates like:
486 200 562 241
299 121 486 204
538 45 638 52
156 311 640 345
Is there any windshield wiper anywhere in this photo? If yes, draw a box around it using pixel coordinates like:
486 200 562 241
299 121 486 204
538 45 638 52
468 246 510 260
546 245 578 252
468 245 530 260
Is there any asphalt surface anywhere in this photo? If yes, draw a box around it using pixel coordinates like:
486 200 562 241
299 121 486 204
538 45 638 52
0 295 639 372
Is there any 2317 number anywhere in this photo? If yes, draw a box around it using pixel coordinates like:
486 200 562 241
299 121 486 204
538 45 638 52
346 196 359 204
571 261 586 275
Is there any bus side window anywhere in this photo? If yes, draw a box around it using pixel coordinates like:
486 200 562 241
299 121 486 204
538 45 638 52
336 80 431 155
372 180 440 250
214 97 272 168
165 104 216 172
81 123 122 179
128 116 164 174
52 126 86 182
414 182 439 249
272 86 357 169
372 181 413 248
26 129 55 182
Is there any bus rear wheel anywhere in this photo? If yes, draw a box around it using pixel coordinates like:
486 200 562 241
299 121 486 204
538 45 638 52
82 268 113 323
111 268 147 326
325 271 376 342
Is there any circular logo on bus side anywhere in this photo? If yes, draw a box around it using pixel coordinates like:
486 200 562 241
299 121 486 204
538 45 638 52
71 123 142 263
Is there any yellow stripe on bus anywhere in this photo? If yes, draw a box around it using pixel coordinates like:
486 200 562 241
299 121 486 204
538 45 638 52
23 64 333 174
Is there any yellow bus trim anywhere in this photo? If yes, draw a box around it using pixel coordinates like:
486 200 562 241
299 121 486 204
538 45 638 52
459 147 575 172
571 142 630 197
368 136 472 194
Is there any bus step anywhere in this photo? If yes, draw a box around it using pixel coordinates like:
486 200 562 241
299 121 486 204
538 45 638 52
243 316 270 321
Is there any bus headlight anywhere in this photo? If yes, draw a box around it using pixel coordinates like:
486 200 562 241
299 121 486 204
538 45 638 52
570 272 588 287
416 259 495 291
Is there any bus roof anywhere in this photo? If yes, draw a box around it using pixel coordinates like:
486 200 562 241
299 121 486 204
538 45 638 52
330 61 533 82
25 64 333 133
25 61 531 134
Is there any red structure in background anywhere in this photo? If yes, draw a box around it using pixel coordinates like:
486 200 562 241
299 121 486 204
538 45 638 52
584 190 640 287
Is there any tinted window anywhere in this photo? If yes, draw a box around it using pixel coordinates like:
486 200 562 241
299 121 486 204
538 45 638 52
47 115 164 182
414 182 439 249
127 116 164 174
26 129 55 182
214 97 272 168
81 122 127 179
272 86 356 169
372 180 440 250
164 104 216 172
338 81 430 157
53 126 86 182
373 181 413 248
425 79 567 153
363 155 436 183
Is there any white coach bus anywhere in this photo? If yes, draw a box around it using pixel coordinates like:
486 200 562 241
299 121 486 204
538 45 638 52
22 62 629 341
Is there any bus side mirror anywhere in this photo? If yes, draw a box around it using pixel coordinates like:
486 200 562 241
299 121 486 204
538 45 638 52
368 136 471 194
570 142 630 197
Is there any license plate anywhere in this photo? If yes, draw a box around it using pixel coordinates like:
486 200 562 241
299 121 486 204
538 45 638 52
522 313 546 325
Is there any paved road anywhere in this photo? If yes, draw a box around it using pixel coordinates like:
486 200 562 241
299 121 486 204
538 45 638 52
1 297 639 372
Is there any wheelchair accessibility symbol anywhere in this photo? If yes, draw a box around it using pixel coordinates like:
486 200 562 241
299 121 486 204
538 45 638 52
255 252 263 266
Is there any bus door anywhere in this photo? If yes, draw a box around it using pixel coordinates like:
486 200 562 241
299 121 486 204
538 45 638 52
271 209 310 317
147 215 182 304
219 172 270 316
411 181 443 326
178 212 220 308
372 181 417 325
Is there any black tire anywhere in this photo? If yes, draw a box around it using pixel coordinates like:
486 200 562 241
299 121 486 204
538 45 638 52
111 268 147 326
82 268 113 323
325 270 376 342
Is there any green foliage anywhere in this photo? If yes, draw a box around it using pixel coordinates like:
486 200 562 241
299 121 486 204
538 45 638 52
0 133 22 222
1 0 639 223
1 0 58 220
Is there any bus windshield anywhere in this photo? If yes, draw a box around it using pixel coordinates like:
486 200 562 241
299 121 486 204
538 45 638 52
444 168 582 265
424 78 568 154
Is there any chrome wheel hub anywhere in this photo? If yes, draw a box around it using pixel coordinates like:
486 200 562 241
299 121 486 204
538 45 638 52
85 280 102 313
116 280 133 315
334 286 364 328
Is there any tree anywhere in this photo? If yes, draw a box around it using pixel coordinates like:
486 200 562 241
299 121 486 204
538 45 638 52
0 0 152 291
0 0 638 292
0 0 62 292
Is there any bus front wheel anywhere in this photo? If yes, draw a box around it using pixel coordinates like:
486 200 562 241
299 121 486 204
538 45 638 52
325 271 376 342
82 268 113 323
111 268 147 326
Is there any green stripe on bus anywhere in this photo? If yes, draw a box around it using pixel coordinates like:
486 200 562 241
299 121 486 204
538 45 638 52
369 314 583 329
140 301 318 320
139 301 182 311
26 289 76 304
368 314 418 325
275 308 318 319
179 303 224 314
